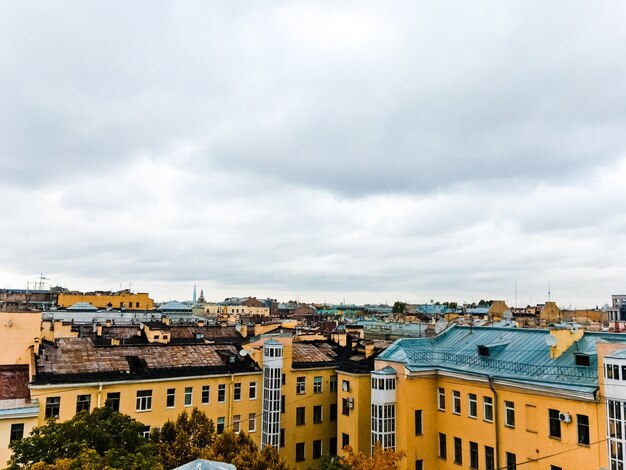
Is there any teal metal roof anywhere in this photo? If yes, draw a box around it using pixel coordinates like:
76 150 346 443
379 325 626 393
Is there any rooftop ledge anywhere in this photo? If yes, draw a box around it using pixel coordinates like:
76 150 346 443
0 398 40 415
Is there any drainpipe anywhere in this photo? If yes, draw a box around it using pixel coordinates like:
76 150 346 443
97 383 103 408
229 373 235 430
488 377 500 470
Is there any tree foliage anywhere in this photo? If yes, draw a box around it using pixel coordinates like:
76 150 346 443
320 443 405 470
10 407 290 470
8 407 162 470
150 408 290 470
391 301 406 314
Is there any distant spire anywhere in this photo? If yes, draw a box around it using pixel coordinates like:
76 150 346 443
193 285 197 303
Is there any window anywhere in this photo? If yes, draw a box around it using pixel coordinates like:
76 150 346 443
218 384 226 403
105 392 120 412
454 437 462 464
453 391 461 415
184 387 193 407
485 446 495 470
76 394 91 413
233 415 241 433
484 396 493 422
438 387 445 411
575 354 590 366
10 423 24 442
249 382 257 399
342 398 350 416
280 428 285 448
201 385 210 404
313 439 322 459
415 410 423 435
468 394 477 418
505 401 515 427
248 413 256 432
342 380 350 392
314 376 323 393
167 388 176 408
136 390 152 411
371 403 396 451
470 442 478 469
438 433 447 459
296 406 306 425
506 452 516 470
551 466 563 470
577 414 590 445
607 363 614 378
234 383 241 401
330 437 337 455
45 396 60 419
415 460 424 470
282 373 286 385
342 433 350 448
281 394 285 413
330 403 337 421
296 377 306 394
296 442 305 462
549 409 561 438
330 375 338 392
217 417 225 433
314 405 323 423
142 425 151 438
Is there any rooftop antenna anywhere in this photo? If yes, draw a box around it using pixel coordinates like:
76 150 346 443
548 282 551 301
514 280 517 309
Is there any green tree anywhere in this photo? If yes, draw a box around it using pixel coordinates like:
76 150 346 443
151 408 290 470
391 301 406 314
8 407 162 470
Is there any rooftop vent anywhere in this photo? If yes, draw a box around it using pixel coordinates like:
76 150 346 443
477 342 510 357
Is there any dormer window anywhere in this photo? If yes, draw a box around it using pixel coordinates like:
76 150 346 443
574 353 590 367
477 342 509 357
478 346 490 357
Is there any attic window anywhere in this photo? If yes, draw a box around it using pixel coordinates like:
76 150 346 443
477 342 510 357
574 353 590 367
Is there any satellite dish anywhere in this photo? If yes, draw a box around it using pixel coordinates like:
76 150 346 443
239 349 249 357
235 323 242 332
434 318 447 334
545 335 558 347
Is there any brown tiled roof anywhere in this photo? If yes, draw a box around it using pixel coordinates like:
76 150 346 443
291 341 348 368
34 338 259 385
0 365 30 400
167 326 242 341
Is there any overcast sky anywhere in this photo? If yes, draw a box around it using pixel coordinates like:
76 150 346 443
1 1 626 308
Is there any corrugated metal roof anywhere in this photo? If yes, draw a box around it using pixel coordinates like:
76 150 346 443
378 325 626 392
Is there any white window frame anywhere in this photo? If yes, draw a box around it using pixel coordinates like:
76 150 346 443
184 387 193 407
468 393 477 418
483 396 493 422
136 390 152 412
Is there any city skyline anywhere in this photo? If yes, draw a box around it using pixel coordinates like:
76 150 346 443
2 2 626 309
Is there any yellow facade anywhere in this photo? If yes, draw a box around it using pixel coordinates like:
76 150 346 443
57 292 154 310
0 311 41 366
29 373 263 445
0 413 38 467
244 336 342 469
336 371 371 456
383 368 604 469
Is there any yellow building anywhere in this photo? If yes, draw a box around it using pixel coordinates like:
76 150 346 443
359 325 626 470
57 291 154 310
244 334 347 468
0 312 42 467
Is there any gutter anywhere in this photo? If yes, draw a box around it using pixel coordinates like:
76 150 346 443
489 376 500 470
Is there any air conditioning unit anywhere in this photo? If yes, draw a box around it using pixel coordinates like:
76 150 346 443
559 412 571 423
347 397 354 409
